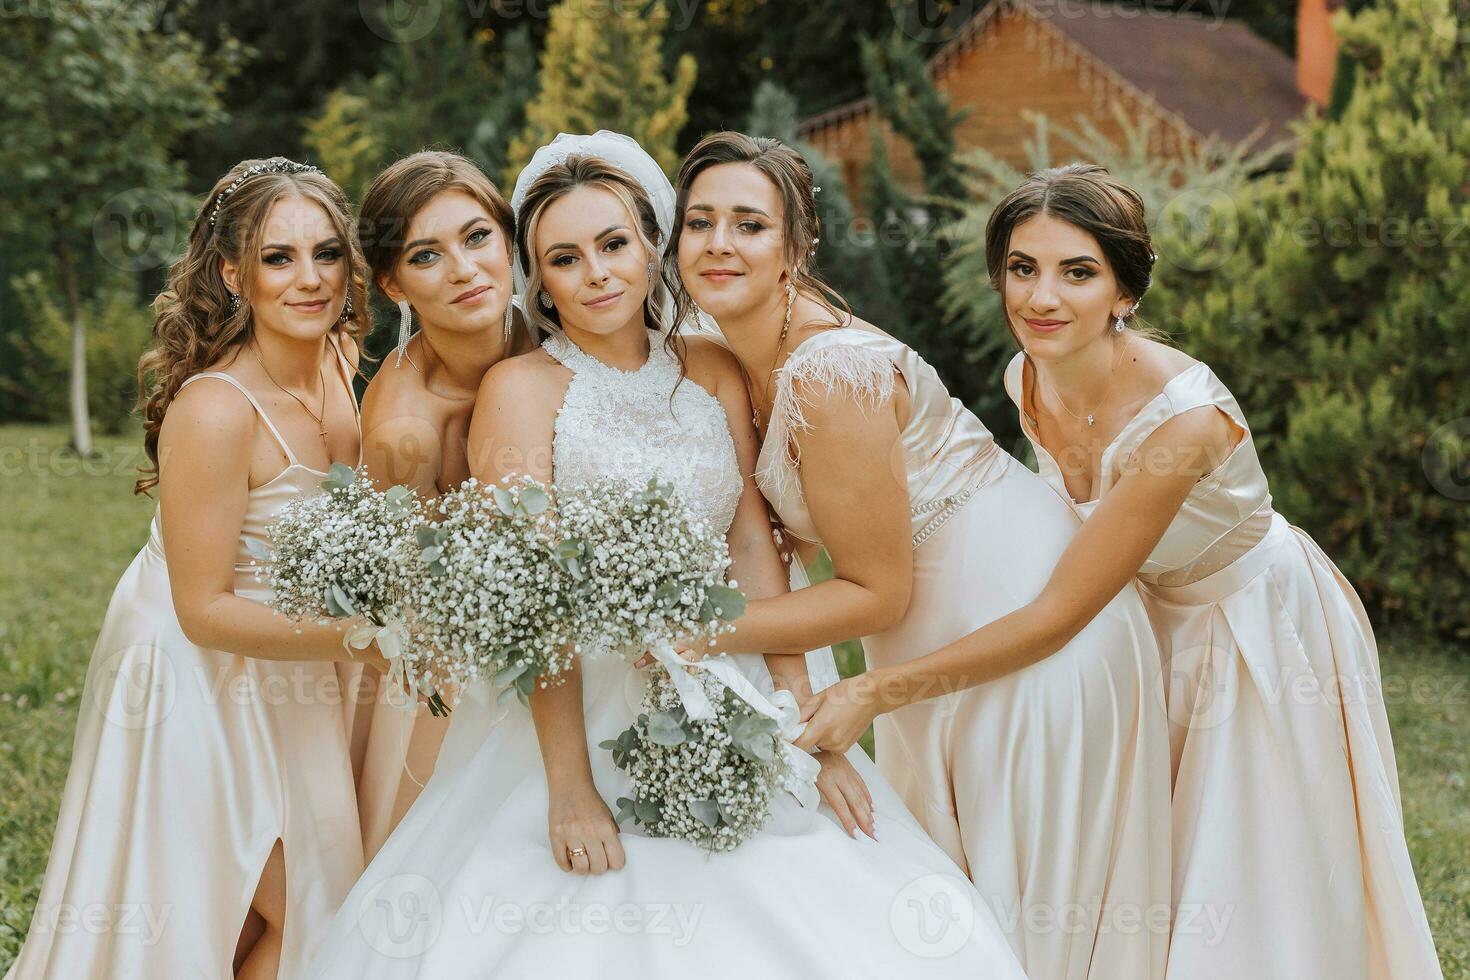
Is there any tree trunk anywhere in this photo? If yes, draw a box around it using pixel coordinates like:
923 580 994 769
56 241 93 457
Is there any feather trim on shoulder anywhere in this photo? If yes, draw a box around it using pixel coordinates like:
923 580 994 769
757 342 897 502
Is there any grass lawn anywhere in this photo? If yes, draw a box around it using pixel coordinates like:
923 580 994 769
0 423 1465 973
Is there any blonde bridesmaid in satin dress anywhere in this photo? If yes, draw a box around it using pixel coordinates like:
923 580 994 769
337 152 532 861
989 166 1442 980
6 160 389 980
672 133 1171 980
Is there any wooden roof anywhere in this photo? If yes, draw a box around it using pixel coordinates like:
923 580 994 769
800 0 1308 149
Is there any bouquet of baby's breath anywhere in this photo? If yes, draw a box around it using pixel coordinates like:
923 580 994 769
566 477 815 852
249 463 449 715
405 476 581 707
554 478 745 662
602 665 799 853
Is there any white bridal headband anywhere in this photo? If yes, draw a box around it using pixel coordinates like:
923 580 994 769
509 130 680 336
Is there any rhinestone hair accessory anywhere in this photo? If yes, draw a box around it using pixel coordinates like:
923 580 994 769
209 158 323 226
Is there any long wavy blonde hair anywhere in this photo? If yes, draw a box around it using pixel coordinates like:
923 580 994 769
135 158 371 495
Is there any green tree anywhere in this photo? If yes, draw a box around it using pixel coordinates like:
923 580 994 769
304 17 537 201
1170 0 1470 636
507 0 697 178
857 32 977 413
741 81 897 327
0 2 241 453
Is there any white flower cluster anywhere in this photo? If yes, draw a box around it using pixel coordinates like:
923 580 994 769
554 478 743 662
602 667 791 853
406 476 579 704
252 463 421 630
252 465 448 713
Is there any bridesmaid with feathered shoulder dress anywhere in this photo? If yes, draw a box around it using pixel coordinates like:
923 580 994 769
805 163 1444 979
671 132 1172 980
5 158 390 980
339 151 534 861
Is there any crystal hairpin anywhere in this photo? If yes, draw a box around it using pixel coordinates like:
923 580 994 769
209 158 323 226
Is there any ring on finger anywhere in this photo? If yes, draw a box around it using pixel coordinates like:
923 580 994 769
567 844 588 859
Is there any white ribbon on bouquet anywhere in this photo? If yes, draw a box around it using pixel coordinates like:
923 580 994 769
344 619 426 712
645 642 821 810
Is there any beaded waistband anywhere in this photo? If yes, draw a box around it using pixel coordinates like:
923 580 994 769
909 446 1010 549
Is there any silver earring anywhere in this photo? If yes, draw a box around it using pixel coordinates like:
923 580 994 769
503 297 515 342
227 291 241 313
784 281 795 333
340 294 354 323
647 261 655 285
395 299 413 368
539 290 553 309
1113 311 1127 334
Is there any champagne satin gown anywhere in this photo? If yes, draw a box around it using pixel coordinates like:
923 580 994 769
341 635 450 861
756 326 1172 980
6 340 367 979
1005 350 1443 980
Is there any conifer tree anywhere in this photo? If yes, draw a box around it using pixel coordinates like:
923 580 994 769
742 81 896 327
858 33 977 414
305 18 536 200
1178 0 1470 635
506 0 695 179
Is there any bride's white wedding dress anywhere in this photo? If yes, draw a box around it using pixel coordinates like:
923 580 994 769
304 331 1026 979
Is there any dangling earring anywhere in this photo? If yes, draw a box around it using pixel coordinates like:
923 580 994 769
1113 310 1127 334
647 261 655 285
340 294 354 323
503 297 516 343
227 291 241 314
539 290 553 309
784 280 796 334
395 299 413 368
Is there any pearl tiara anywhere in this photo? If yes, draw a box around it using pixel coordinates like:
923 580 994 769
208 157 323 227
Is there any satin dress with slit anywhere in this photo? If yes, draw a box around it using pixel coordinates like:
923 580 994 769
6 337 367 979
1005 350 1442 980
755 326 1173 980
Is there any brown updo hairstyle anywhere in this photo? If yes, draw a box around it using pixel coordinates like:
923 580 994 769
358 150 516 299
135 157 370 495
984 163 1165 355
669 131 851 332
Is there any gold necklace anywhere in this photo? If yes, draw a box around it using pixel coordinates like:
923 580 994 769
747 286 795 431
1042 334 1128 428
252 341 329 444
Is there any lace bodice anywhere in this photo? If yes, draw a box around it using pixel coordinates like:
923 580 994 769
1004 351 1275 586
544 331 742 534
755 327 1010 549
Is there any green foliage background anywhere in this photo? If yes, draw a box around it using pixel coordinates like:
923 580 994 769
0 2 1467 971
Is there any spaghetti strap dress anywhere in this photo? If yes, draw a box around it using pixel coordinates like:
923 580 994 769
6 336 367 979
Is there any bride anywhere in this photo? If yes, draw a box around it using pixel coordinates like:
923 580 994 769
303 132 1025 978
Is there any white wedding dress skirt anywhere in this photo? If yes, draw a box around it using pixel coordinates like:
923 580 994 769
306 332 1025 978
305 615 1023 979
